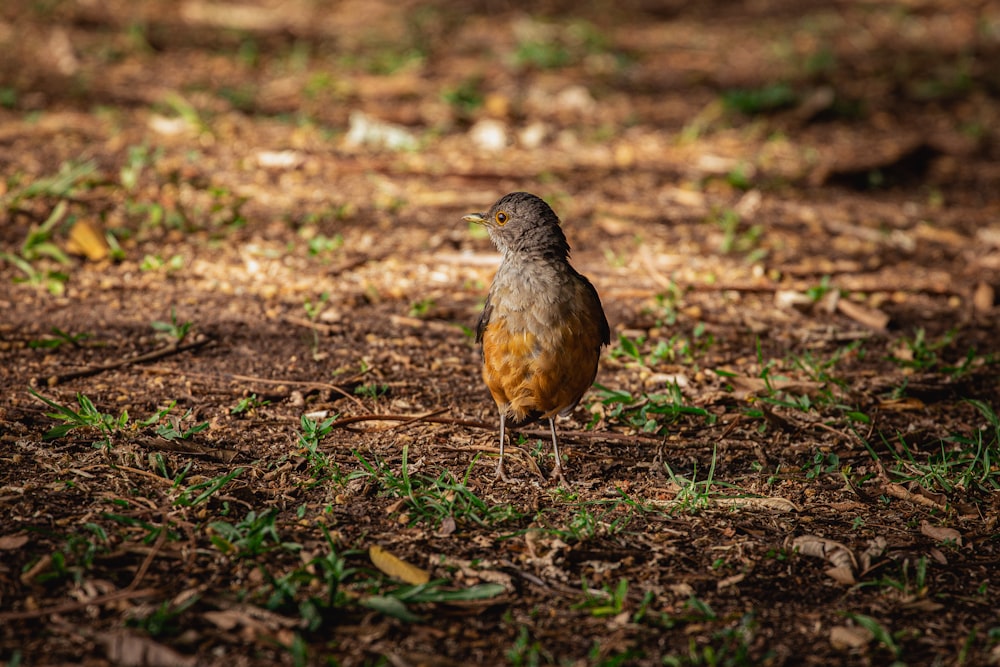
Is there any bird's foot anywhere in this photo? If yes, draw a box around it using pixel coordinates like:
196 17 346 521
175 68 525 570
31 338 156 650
495 460 511 482
549 465 570 487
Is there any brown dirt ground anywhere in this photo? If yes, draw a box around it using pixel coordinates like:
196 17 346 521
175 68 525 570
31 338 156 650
2 1 1000 665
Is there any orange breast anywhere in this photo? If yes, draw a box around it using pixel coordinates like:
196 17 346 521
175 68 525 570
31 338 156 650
480 286 604 424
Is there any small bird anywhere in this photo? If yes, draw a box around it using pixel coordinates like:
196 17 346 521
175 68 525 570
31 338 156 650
464 192 610 482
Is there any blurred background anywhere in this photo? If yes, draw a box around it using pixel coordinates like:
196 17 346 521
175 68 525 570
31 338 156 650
2 3 999 664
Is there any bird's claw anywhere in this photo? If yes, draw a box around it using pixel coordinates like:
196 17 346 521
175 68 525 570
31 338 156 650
549 465 570 487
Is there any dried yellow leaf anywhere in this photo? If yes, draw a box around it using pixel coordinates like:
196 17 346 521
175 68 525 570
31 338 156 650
66 219 109 261
369 545 430 585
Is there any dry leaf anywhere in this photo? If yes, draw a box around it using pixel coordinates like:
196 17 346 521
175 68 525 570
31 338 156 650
717 573 745 591
727 375 825 400
436 556 512 589
0 534 29 550
202 608 278 641
859 537 887 572
714 496 799 512
877 397 926 411
385 498 406 515
102 631 197 667
66 219 109 261
829 624 872 649
792 535 857 578
203 609 243 631
437 516 457 537
883 483 944 509
369 545 430 585
836 299 890 331
973 282 994 314
827 501 866 512
890 342 914 362
669 582 695 597
774 289 813 311
817 288 840 314
825 565 856 585
908 484 948 507
928 547 948 565
919 521 962 546
901 598 945 612
734 189 761 217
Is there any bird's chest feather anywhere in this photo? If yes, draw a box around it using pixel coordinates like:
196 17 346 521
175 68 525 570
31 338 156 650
487 261 569 336
479 260 600 415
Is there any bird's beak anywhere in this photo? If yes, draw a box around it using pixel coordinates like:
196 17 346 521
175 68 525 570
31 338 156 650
463 213 487 225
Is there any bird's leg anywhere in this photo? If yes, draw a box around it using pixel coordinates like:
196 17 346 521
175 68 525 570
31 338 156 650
495 412 511 481
548 417 569 485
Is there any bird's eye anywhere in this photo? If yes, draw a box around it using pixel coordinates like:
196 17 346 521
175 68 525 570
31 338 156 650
495 211 508 225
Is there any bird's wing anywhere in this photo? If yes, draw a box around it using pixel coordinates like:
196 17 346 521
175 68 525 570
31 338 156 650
582 275 611 346
475 292 492 345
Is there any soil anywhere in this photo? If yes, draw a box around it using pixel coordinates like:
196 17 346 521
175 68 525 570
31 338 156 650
1 1 999 665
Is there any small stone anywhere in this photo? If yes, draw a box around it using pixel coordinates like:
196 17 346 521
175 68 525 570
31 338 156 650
469 119 508 152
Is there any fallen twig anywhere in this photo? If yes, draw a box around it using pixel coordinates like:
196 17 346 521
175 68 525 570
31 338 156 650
0 587 160 622
37 336 212 387
127 510 169 591
329 412 485 430
142 366 366 409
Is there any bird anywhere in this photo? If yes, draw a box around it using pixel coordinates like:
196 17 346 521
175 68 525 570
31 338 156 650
464 192 610 482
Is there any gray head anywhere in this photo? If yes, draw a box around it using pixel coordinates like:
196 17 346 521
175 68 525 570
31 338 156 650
463 192 570 259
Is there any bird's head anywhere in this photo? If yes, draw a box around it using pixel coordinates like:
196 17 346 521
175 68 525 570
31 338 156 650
464 192 569 258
